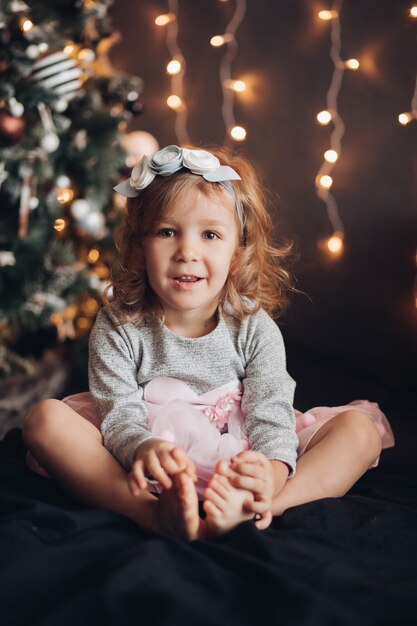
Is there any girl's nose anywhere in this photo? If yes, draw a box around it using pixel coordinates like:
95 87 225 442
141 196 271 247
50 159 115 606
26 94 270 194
174 236 200 262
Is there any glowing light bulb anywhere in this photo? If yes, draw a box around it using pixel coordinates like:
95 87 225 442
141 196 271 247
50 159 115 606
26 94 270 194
345 58 360 70
167 95 184 110
155 13 175 26
76 318 90 331
327 233 344 255
56 188 74 204
64 43 76 55
410 6 417 17
83 298 100 315
88 249 100 263
54 218 67 232
78 48 95 63
318 10 338 20
230 126 247 141
210 34 233 47
316 175 333 189
324 149 339 163
167 59 182 75
224 79 247 92
398 112 412 125
317 110 332 125
20 18 34 32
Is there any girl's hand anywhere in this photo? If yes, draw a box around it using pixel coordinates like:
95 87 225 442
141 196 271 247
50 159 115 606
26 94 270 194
129 438 196 495
228 451 289 528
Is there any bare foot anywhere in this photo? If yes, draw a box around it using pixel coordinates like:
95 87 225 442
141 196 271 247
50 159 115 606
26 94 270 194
203 472 255 538
153 471 205 541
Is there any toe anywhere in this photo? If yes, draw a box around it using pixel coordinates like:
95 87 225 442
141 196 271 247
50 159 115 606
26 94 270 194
208 475 231 498
205 486 227 512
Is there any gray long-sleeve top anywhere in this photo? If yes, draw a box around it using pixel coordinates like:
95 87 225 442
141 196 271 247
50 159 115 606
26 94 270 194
88 303 298 475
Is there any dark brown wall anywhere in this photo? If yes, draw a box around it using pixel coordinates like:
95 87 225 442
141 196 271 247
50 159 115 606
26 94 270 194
108 0 417 415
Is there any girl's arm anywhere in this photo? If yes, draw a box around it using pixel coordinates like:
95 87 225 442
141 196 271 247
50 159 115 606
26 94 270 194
88 307 154 470
240 309 298 476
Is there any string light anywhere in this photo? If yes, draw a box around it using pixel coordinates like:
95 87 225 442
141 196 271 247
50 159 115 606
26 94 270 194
318 10 338 21
19 18 34 32
155 14 175 26
315 0 358 257
230 125 246 141
216 0 247 143
166 58 182 75
161 0 190 144
324 149 339 163
210 34 234 47
316 174 333 189
167 94 184 110
223 79 247 92
398 8 417 127
317 110 333 125
154 0 248 145
398 112 413 125
344 58 360 70
326 232 344 256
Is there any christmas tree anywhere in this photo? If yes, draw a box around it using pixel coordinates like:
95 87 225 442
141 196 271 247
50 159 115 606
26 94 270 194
0 0 144 391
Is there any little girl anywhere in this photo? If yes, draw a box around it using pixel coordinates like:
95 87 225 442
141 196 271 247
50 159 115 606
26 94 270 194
23 145 394 541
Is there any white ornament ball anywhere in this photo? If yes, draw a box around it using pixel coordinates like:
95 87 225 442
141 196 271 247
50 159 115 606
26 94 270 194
56 175 71 188
71 199 91 220
29 197 39 210
9 97 24 117
26 44 40 59
41 132 60 153
0 251 16 267
53 99 68 113
121 131 159 167
82 211 105 234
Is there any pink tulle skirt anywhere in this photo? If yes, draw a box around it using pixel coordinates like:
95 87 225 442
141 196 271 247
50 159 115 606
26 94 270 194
62 376 395 498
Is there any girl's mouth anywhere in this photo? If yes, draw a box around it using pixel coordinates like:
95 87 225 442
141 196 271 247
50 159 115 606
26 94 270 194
171 275 204 289
173 275 202 283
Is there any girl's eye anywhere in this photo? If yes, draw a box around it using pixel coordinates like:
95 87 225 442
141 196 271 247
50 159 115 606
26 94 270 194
158 228 175 238
203 231 219 240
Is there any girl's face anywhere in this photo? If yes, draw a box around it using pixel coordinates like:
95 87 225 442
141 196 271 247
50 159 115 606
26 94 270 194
144 188 239 333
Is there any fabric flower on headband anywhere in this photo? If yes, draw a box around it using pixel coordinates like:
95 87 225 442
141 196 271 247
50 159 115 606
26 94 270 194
113 145 241 197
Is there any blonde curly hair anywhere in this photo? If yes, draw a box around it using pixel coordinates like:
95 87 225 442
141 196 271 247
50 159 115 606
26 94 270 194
107 146 293 322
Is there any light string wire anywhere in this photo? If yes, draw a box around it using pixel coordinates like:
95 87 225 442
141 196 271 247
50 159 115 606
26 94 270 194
411 21 417 311
218 0 247 143
166 0 191 145
399 6 417 125
315 0 346 239
411 74 417 116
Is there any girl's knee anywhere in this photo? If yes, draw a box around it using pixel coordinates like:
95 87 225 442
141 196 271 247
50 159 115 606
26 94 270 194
334 409 382 456
23 399 66 446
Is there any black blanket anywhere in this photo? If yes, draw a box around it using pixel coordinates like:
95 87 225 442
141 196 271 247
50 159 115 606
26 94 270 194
1 428 416 626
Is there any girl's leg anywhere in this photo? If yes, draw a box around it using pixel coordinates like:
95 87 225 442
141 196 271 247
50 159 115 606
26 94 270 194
271 409 383 516
22 399 202 540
